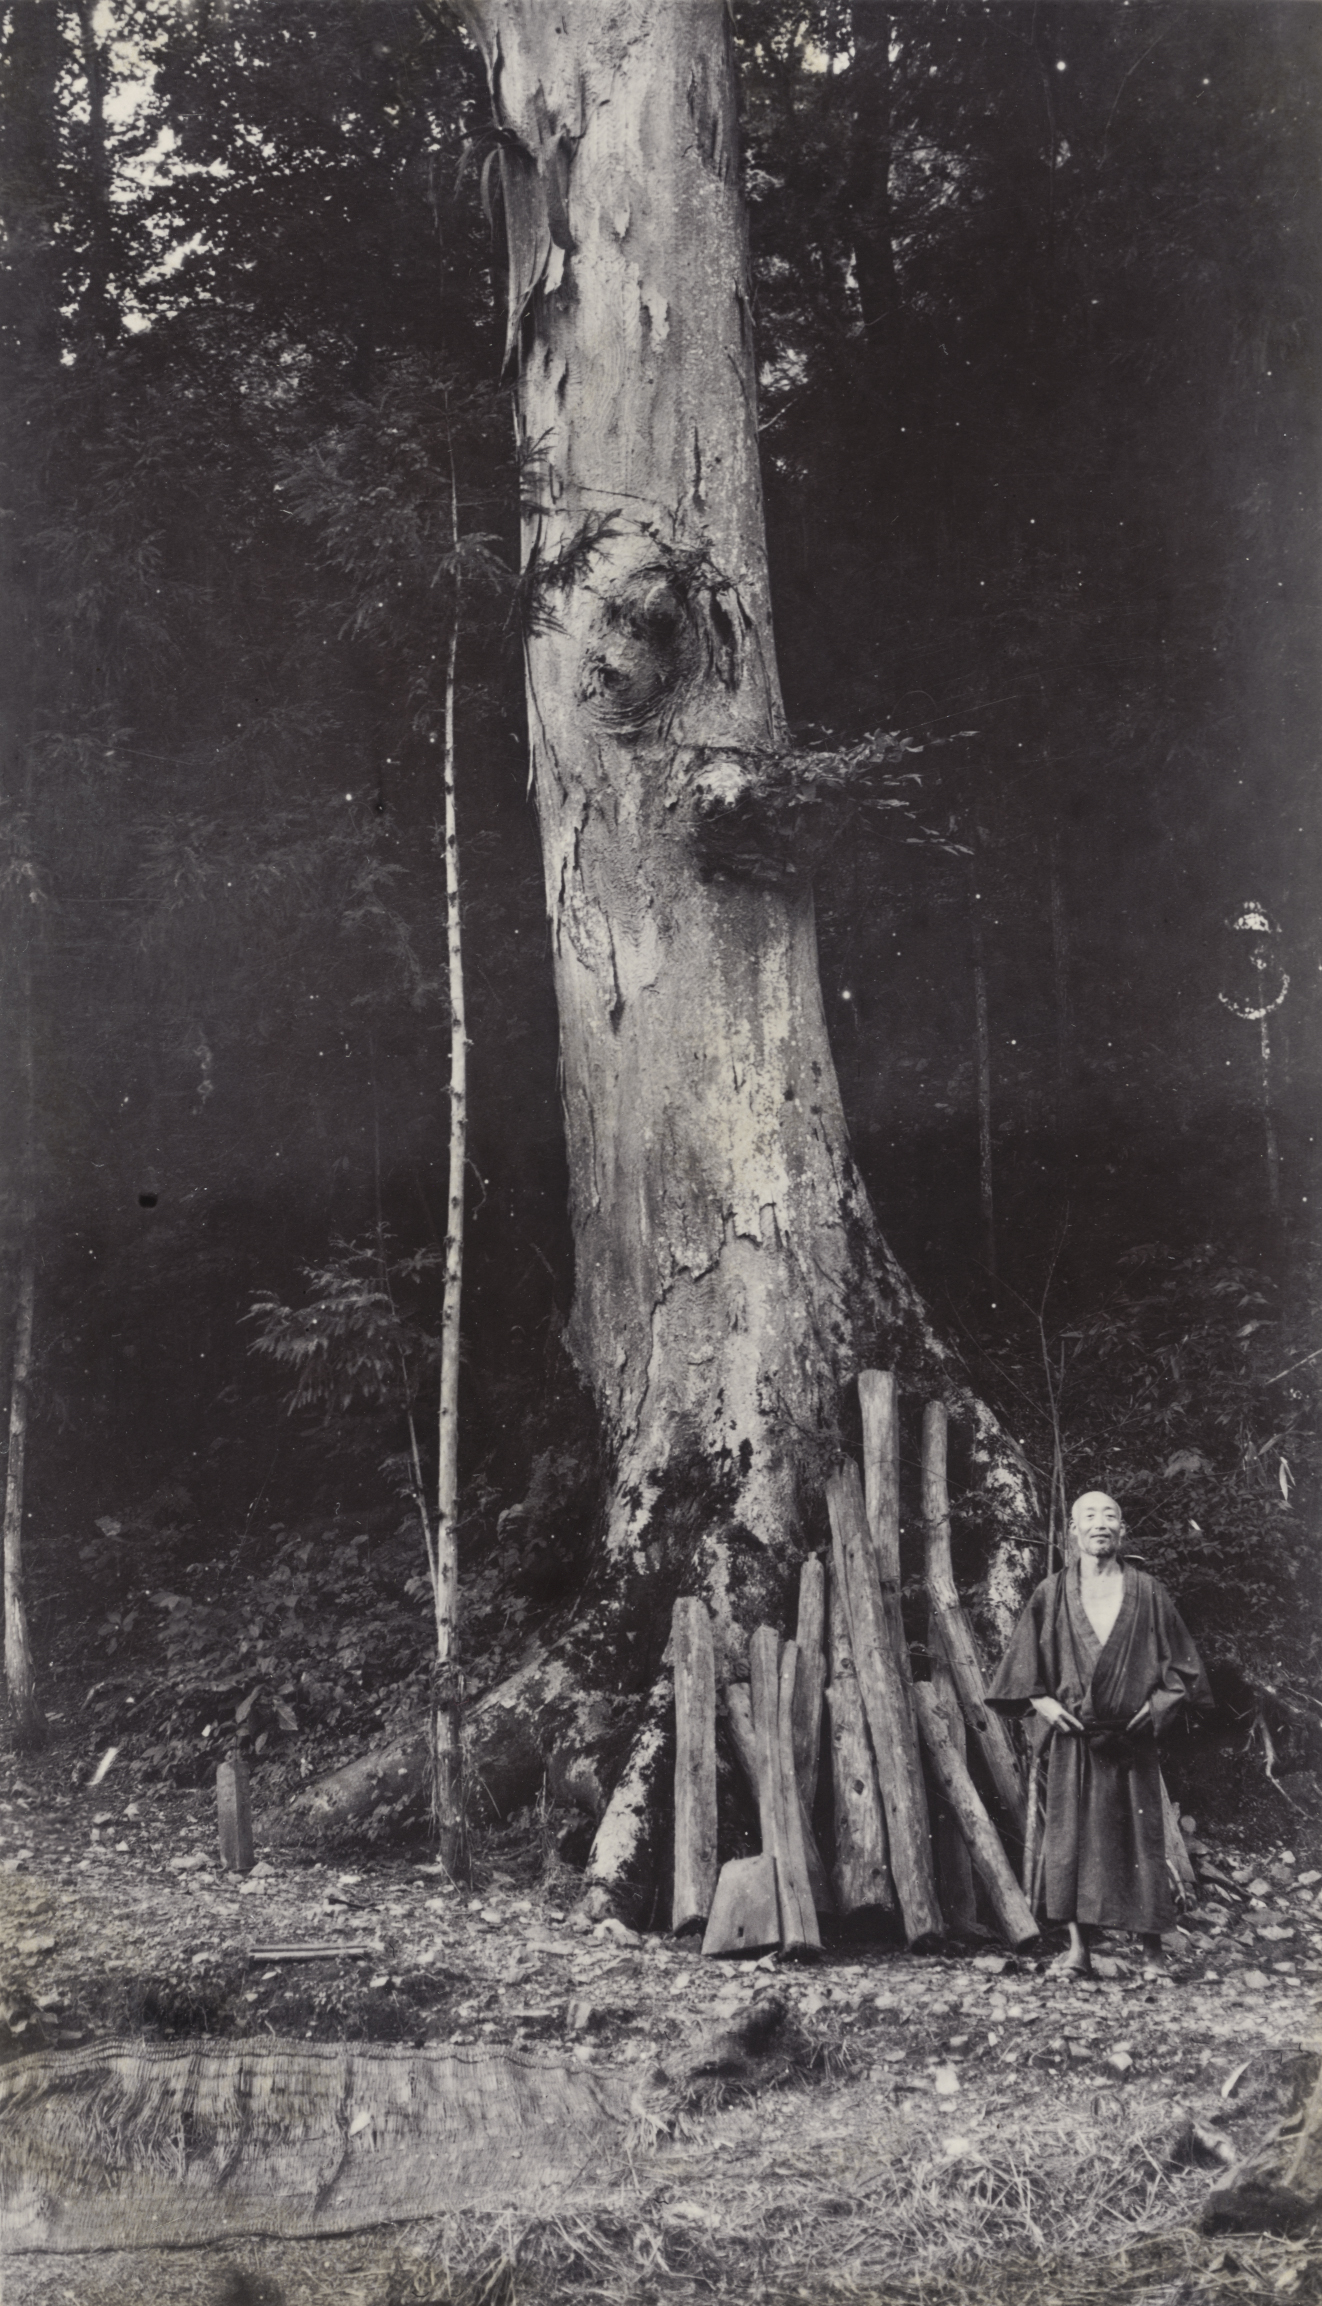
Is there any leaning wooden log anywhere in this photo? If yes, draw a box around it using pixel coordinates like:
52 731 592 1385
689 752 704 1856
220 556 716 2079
926 1649 977 1935
826 1537 897 1917
700 1853 780 1958
912 1682 1039 1948
749 1626 819 1955
827 1461 942 1946
778 1641 822 1948
858 1369 902 1586
727 1680 833 1918
921 1400 1027 1835
671 1597 718 1934
791 1555 827 1812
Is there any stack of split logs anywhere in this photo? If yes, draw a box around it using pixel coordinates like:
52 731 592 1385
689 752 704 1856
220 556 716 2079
671 1371 1039 1960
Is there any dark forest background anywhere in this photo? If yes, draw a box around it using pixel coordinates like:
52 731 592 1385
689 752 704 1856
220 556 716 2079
1 1 1317 1809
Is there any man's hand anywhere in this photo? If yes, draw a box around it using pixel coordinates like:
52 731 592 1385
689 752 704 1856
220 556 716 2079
1125 1701 1153 1732
1031 1696 1085 1734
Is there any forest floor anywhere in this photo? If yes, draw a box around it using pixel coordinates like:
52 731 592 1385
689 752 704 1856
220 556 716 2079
1 1724 1321 2306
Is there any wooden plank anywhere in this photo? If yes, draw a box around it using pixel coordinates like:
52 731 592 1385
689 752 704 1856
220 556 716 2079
913 1682 1039 1949
671 1598 718 1934
858 1369 901 1586
827 1460 942 1946
791 1556 827 1813
921 1400 1027 1835
216 1755 254 1875
826 1533 897 1915
729 1679 834 1918
700 1854 780 1958
749 1627 818 1955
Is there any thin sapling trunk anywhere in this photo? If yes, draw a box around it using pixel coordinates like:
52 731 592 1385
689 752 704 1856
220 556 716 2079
3 918 46 1751
430 412 467 1880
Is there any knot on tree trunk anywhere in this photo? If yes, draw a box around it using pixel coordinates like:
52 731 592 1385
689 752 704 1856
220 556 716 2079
523 527 750 740
688 733 954 884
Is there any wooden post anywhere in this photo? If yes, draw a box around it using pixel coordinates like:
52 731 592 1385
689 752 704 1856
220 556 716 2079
913 1683 1038 1948
671 1598 718 1933
728 1680 833 1917
827 1461 941 1945
749 1626 819 1955
826 1534 897 1917
921 1400 1027 1834
217 1755 254 1875
791 1555 826 1813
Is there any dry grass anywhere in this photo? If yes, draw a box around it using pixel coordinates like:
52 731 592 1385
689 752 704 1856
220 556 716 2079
369 2067 1322 2306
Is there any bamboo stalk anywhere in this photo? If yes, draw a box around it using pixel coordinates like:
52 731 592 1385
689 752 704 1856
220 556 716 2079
921 1401 1026 1833
827 1462 941 1945
913 1684 1038 1949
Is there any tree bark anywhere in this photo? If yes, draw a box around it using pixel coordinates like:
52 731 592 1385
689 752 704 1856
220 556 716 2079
296 0 1040 1899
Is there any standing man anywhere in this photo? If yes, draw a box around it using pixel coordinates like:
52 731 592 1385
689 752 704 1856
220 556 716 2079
988 1492 1211 1976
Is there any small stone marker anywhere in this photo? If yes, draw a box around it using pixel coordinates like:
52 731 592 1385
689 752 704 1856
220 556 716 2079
217 1755 254 1874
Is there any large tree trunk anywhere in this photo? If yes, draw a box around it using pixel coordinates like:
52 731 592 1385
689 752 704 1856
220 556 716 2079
293 0 1038 1902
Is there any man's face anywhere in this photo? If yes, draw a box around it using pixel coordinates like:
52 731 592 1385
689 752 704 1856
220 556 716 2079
1072 1492 1124 1559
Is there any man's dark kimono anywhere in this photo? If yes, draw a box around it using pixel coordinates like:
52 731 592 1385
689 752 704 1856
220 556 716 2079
988 1562 1211 1934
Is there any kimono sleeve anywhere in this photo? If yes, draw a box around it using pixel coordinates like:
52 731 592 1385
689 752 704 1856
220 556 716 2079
1147 1579 1213 1732
986 1582 1054 1716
